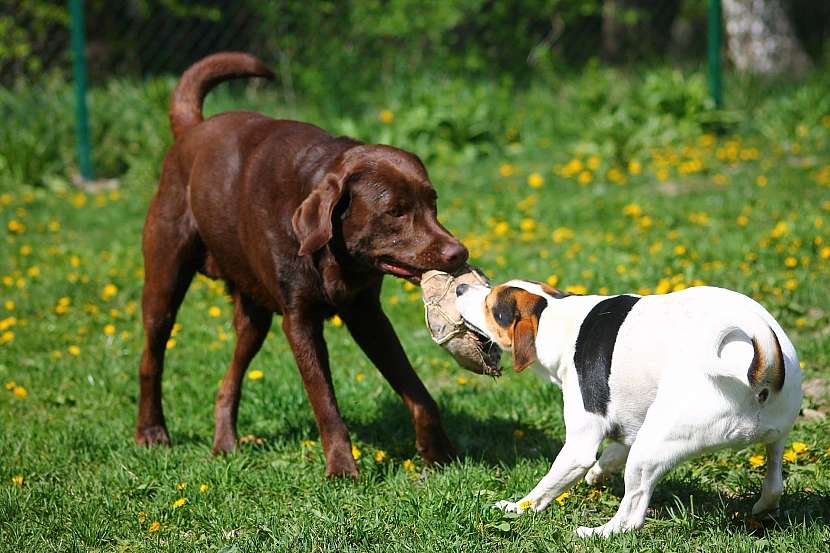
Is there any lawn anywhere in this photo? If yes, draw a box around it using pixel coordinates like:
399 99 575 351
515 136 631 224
2 67 830 551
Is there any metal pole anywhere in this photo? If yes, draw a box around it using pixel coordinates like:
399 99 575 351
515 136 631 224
69 0 93 180
708 0 723 109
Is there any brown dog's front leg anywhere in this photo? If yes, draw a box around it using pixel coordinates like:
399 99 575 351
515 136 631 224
282 312 358 477
340 295 456 465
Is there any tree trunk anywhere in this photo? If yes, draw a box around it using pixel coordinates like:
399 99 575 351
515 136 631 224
722 0 811 75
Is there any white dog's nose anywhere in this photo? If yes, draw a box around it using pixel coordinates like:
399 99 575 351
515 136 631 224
456 283 470 297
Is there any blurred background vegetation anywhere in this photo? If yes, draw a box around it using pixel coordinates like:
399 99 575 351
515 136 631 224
0 0 829 185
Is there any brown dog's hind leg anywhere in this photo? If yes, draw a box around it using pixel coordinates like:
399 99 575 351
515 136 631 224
341 292 456 465
282 312 358 477
212 293 272 454
136 181 201 447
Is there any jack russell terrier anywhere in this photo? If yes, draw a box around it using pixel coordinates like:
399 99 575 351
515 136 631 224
455 281 801 537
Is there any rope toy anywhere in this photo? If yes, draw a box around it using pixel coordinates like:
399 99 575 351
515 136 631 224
421 265 502 376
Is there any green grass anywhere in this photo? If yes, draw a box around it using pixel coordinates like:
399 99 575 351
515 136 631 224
2 67 830 551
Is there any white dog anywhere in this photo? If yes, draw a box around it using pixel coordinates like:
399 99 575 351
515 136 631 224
455 280 802 537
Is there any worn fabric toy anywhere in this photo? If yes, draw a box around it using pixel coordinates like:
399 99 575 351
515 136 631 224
421 266 502 376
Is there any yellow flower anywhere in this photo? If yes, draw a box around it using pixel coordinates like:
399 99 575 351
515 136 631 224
771 221 788 238
352 445 361 460
248 370 264 380
494 222 509 237
138 511 147 524
208 306 221 318
756 175 768 187
628 160 642 175
791 442 809 454
551 227 574 243
4 381 15 390
374 450 386 463
402 459 415 472
1 330 14 344
101 283 118 301
527 173 544 188
820 247 830 259
577 171 592 185
499 163 515 177
546 275 559 287
199 483 209 493
331 314 343 327
520 218 536 232
564 284 587 295
783 449 797 463
555 491 570 505
379 110 394 124
103 324 115 336
7 219 25 233
148 521 160 533
19 245 31 256
518 499 533 511
166 339 176 350
749 454 765 468
13 386 26 398
11 475 24 486
737 214 749 226
4 300 13 311
355 372 365 382
172 497 187 509
457 376 468 385
176 482 187 491
622 203 642 217
68 345 81 356
784 256 798 268
513 429 525 439
673 245 687 256
26 266 39 277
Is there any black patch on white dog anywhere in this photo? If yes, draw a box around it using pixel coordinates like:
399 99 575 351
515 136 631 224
574 295 640 415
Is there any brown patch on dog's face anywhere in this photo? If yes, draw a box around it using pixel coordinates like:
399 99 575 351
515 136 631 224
482 285 547 372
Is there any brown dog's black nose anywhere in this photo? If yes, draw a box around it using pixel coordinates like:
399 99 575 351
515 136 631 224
441 241 469 270
456 283 470 297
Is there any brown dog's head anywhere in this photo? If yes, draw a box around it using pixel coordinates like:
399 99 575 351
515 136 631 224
292 144 467 282
455 280 555 372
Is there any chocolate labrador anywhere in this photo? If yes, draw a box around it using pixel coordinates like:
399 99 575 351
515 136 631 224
136 52 468 477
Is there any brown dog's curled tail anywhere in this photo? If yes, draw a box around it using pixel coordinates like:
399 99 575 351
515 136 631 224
169 52 274 139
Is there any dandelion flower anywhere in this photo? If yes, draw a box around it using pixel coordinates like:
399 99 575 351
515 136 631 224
374 450 386 463
331 314 343 327
68 345 81 356
499 164 515 177
13 386 26 398
208 306 221 318
555 491 570 506
172 497 187 509
378 110 394 124
527 173 544 188
176 482 187 491
103 324 115 336
11 475 23 486
403 459 415 472
457 376 468 385
248 370 263 380
199 483 209 493
519 499 533 511
791 442 809 454
352 445 361 460
138 511 147 524
749 454 765 468
783 449 797 463
355 372 365 382
148 521 160 533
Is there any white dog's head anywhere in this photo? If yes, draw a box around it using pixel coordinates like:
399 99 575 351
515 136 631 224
456 280 559 372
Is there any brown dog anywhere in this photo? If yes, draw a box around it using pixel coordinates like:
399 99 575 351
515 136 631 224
136 52 468 477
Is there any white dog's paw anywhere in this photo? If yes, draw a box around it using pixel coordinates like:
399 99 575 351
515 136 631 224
584 466 605 486
576 525 613 538
494 500 523 513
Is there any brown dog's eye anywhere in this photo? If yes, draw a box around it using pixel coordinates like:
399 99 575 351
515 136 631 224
386 205 409 218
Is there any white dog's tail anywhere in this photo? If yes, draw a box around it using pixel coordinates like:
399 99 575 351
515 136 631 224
714 320 785 402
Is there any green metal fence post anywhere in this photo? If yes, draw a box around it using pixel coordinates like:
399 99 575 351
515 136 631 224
708 0 723 109
69 0 93 181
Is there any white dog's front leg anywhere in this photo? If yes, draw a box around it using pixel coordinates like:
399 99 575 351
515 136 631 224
497 425 604 514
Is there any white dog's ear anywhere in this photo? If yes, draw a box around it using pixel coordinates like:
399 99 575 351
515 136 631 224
511 318 537 372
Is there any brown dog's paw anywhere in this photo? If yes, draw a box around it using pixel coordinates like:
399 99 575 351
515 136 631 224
418 431 458 466
211 431 238 455
325 448 360 479
135 425 171 447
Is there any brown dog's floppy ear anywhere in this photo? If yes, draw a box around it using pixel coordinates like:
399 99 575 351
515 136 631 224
511 318 538 372
292 172 346 256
